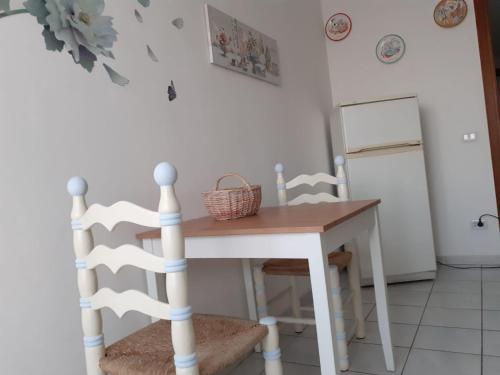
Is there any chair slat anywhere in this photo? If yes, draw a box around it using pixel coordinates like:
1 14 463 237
76 201 160 231
87 288 171 320
286 173 339 190
287 192 341 206
81 244 165 274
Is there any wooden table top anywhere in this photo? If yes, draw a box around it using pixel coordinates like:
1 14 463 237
137 200 380 239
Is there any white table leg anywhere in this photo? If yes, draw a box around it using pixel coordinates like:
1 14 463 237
369 207 395 371
241 259 262 352
309 244 340 375
242 259 258 321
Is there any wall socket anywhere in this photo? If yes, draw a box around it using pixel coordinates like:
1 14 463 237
472 220 487 230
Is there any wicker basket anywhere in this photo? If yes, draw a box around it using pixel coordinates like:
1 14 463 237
203 174 262 221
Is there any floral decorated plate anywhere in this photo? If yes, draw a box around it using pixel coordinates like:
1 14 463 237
325 13 352 42
434 0 468 28
376 34 406 64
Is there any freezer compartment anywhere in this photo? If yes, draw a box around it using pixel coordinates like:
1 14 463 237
346 148 436 283
340 96 423 153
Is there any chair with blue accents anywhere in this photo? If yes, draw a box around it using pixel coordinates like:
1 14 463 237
68 162 283 375
252 156 365 372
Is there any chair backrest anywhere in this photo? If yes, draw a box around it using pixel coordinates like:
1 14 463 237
274 156 349 206
67 162 198 375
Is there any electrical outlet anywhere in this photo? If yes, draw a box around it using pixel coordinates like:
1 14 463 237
472 220 487 230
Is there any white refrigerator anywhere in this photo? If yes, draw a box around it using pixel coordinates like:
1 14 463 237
331 95 436 284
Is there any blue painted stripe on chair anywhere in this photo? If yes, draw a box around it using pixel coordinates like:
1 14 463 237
174 353 198 369
263 348 281 361
259 316 278 326
164 259 187 273
84 335 104 348
257 306 268 314
71 220 83 230
277 183 286 191
336 332 347 340
160 213 182 227
80 298 91 309
254 285 265 294
335 311 344 319
337 178 347 184
331 287 341 295
75 259 87 269
170 306 192 321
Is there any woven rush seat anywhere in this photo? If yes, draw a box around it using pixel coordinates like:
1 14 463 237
262 251 352 277
100 314 268 375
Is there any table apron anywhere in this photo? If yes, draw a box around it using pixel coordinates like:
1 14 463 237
180 208 374 260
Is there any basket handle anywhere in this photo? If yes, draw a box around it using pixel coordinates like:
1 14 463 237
214 173 253 192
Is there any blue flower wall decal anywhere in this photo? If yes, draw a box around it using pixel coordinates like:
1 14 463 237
1 0 134 86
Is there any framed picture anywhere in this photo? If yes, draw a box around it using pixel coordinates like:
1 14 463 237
325 13 352 42
434 0 468 28
204 4 281 86
376 34 406 64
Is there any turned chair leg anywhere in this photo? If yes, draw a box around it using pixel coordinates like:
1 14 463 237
253 266 269 320
330 265 349 371
260 317 284 375
346 243 366 339
289 276 305 333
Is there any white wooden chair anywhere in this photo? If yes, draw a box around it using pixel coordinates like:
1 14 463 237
67 162 283 375
252 156 365 371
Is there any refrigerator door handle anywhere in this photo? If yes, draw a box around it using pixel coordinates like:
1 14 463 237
347 140 422 155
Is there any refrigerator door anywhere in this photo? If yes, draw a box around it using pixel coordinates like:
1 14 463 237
346 148 436 282
340 97 423 153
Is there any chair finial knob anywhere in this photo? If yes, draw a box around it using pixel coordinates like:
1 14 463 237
154 162 177 187
67 177 88 197
334 155 345 166
275 163 284 173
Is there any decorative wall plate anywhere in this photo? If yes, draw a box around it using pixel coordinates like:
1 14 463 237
434 0 468 28
376 34 406 64
325 13 352 42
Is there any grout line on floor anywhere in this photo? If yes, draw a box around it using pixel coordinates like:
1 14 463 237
399 275 437 375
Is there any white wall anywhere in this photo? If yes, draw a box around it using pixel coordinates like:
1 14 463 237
321 0 500 261
0 0 332 373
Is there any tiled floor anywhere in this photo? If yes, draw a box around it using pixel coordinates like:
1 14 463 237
228 265 500 374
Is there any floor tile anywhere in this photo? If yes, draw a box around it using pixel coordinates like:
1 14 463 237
388 290 429 307
280 336 319 366
388 280 434 293
281 362 321 375
403 349 480 375
484 294 500 310
427 291 481 310
344 303 375 320
368 305 424 325
354 321 417 348
484 310 500 331
421 307 481 329
432 280 481 294
348 343 409 375
483 268 500 282
413 326 481 354
484 330 500 357
295 319 356 340
228 354 263 375
362 288 375 303
483 355 500 375
484 282 500 296
437 267 481 281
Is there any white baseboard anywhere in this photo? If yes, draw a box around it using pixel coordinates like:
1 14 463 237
437 254 500 265
361 270 436 287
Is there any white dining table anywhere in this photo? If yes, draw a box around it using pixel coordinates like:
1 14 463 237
137 200 394 375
